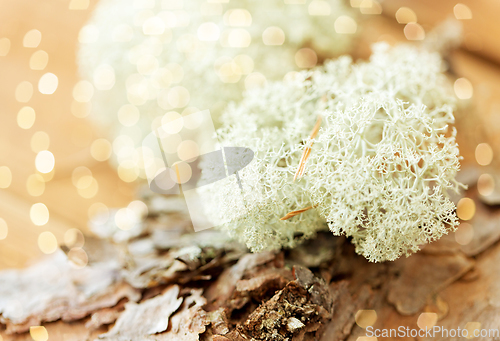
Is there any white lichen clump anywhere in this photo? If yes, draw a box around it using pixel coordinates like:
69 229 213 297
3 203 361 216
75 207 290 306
78 0 356 174
199 43 464 262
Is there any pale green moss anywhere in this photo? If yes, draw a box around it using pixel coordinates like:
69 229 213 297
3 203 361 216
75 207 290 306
199 43 464 262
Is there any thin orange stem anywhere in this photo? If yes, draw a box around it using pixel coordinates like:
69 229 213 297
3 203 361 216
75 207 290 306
293 115 322 181
280 204 318 221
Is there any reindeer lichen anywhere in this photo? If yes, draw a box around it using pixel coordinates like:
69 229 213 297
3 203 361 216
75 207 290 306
78 0 356 175
199 43 464 262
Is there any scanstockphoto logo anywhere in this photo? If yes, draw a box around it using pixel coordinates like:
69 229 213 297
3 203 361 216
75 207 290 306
142 109 253 231
365 325 500 339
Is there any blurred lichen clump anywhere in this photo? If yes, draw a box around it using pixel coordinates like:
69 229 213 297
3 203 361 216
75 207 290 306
78 0 356 177
199 43 464 262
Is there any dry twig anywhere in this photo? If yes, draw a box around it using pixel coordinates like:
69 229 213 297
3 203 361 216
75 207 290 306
280 204 318 221
294 115 322 181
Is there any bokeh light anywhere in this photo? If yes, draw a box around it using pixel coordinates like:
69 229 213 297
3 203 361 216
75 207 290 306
227 29 251 47
404 23 425 40
475 143 493 166
73 80 95 102
91 138 113 161
244 72 267 91
38 231 57 254
72 166 92 188
215 57 242 83
454 78 473 99
15 81 33 103
115 207 136 230
29 326 48 341
350 0 362 7
308 1 331 16
67 247 88 268
417 312 438 329
69 0 90 10
35 150 55 173
456 198 476 221
118 161 140 183
23 29 42 48
224 9 252 27
77 177 99 198
395 7 417 24
233 54 254 74
30 203 50 226
0 166 12 189
17 106 36 129
262 27 285 46
355 310 377 328
161 111 183 134
128 200 148 218
334 16 357 34
177 140 199 161
38 73 59 94
359 0 382 15
477 173 495 196
454 4 472 20
464 322 481 339
29 50 49 70
295 48 318 69
118 104 141 126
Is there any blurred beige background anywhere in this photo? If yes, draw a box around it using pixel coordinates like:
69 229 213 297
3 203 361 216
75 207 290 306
0 0 135 269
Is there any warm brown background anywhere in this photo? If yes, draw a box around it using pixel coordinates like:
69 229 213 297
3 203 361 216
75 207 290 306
0 0 498 270
0 0 135 269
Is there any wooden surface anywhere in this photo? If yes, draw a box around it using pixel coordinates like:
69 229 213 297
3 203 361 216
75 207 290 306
0 0 499 270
